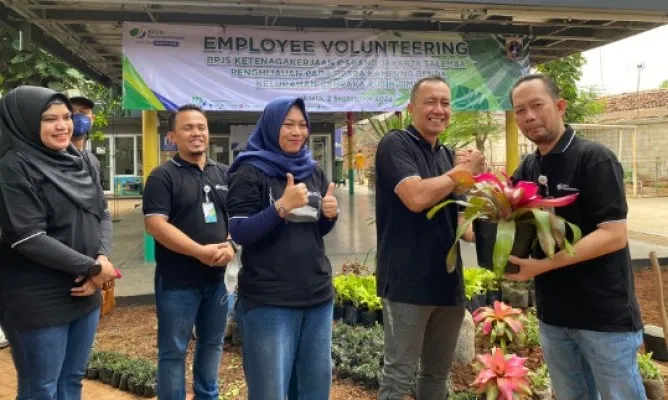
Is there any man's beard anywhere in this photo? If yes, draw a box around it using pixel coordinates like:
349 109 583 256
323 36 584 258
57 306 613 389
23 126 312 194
188 150 206 157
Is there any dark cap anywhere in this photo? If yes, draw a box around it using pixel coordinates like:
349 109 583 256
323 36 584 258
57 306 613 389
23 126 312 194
69 96 95 110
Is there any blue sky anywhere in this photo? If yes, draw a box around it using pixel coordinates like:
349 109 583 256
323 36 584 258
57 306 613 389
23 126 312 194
579 24 668 94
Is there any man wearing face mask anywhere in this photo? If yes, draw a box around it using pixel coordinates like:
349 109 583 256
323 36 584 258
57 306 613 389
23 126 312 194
69 95 103 186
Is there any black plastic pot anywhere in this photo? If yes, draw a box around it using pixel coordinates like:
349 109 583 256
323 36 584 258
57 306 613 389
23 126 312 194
143 383 157 398
474 294 486 311
486 289 501 305
358 309 377 327
333 305 344 321
343 303 358 325
643 378 664 400
376 310 384 326
100 368 114 384
127 377 136 393
644 324 668 361
86 368 99 380
111 371 122 388
473 220 536 274
134 382 145 396
465 299 474 313
119 374 132 391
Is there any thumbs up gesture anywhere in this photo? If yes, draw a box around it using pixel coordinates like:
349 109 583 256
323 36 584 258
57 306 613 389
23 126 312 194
322 182 338 219
278 173 309 215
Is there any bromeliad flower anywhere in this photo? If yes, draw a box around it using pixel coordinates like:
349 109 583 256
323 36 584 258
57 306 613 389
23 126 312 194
472 347 532 400
427 170 582 275
473 301 524 351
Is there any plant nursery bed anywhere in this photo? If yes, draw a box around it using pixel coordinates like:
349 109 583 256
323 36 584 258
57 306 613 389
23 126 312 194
94 304 378 399
93 265 667 399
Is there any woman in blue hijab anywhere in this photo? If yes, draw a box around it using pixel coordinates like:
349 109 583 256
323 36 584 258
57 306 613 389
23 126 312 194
227 97 338 399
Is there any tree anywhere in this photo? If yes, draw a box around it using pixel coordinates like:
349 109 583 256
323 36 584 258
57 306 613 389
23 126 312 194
0 26 84 94
366 110 500 152
537 54 605 123
660 80 668 89
0 26 122 139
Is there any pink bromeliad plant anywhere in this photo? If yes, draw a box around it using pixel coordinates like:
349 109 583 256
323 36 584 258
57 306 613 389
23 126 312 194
427 170 582 274
472 347 532 399
473 301 524 352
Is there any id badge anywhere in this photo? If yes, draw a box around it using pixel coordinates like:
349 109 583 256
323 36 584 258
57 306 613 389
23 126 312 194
202 202 218 223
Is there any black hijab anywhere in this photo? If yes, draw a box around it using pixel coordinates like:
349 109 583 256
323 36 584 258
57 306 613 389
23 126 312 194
0 85 104 219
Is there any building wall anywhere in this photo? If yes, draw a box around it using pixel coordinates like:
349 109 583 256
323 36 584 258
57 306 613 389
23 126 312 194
577 121 668 183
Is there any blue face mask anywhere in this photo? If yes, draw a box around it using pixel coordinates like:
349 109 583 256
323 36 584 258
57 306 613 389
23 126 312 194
72 113 93 138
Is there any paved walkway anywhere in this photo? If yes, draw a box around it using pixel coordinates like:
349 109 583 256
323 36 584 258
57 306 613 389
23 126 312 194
0 349 145 399
112 183 668 298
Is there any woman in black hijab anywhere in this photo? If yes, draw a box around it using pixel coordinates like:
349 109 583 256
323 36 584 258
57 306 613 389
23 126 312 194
0 86 118 399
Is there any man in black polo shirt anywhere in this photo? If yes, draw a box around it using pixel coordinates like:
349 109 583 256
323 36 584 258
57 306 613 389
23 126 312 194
375 75 485 399
507 74 645 399
143 104 235 400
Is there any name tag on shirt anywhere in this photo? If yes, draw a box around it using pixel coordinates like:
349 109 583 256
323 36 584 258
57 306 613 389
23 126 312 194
202 202 218 223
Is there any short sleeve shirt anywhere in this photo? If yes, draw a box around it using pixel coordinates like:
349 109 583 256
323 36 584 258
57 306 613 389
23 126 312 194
142 155 230 288
512 125 642 332
374 126 464 306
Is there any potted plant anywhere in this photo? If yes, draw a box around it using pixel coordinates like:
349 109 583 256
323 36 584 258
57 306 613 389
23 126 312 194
428 171 581 275
356 275 382 326
473 301 524 352
333 275 347 321
86 352 103 380
464 268 486 312
479 269 501 305
638 351 664 400
471 347 532 399
333 274 359 324
501 280 529 309
530 364 552 400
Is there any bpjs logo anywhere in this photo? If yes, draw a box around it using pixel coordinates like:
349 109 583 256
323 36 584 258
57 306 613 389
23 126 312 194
129 28 147 38
129 28 164 39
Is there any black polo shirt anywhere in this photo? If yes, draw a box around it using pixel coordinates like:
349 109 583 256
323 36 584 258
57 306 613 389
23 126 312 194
374 125 464 306
512 125 642 332
142 155 230 289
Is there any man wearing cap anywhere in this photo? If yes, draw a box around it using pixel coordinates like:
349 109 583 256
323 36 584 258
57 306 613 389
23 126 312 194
69 94 103 186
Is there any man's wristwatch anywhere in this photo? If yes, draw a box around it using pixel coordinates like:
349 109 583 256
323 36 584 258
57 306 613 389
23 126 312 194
87 260 102 277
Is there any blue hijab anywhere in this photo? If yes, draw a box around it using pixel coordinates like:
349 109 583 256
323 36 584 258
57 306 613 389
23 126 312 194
230 97 316 180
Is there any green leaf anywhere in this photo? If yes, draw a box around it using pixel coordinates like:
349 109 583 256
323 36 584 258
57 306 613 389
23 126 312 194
492 219 515 275
65 67 83 78
567 220 582 243
426 199 471 220
446 211 483 273
531 209 556 258
549 213 566 250
486 385 499 400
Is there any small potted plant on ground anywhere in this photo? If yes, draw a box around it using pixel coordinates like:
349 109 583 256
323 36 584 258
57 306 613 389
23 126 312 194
357 275 382 327
471 347 532 399
501 280 530 309
473 301 525 352
464 268 487 312
428 171 581 275
529 364 552 400
480 269 501 305
638 351 664 399
333 275 347 321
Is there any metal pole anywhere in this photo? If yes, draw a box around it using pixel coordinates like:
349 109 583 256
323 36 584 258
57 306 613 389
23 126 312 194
347 112 354 196
632 127 638 199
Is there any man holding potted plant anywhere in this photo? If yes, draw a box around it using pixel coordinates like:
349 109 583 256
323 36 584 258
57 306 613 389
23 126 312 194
506 74 645 399
374 75 485 399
